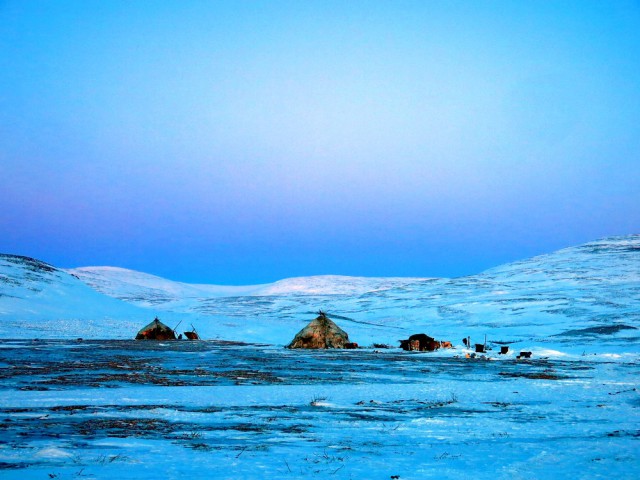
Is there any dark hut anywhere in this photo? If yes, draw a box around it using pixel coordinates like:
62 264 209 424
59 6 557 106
399 333 441 352
287 311 351 349
135 317 177 340
184 325 200 340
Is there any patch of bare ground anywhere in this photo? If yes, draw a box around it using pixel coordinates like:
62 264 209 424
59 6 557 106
0 462 30 470
76 418 179 438
499 370 569 380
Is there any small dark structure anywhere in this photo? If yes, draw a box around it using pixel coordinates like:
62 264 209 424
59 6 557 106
400 333 441 352
135 317 176 340
499 346 509 355
517 351 533 359
287 311 351 349
344 342 359 349
184 324 200 340
475 343 486 353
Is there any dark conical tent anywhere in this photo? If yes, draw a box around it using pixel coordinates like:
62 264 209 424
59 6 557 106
287 311 350 349
135 317 177 340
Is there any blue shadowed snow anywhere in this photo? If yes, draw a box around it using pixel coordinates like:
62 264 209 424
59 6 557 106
0 340 638 479
0 236 639 477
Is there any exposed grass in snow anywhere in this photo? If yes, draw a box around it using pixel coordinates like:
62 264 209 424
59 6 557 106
0 340 638 479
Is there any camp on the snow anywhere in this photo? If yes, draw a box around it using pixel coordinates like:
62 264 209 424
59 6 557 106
399 333 452 352
287 311 351 349
135 317 177 340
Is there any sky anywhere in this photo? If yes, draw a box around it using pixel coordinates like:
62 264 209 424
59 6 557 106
1 0 639 285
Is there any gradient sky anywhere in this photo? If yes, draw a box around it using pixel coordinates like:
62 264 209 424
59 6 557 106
1 1 639 284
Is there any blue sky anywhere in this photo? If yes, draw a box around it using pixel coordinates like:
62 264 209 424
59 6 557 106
1 0 639 284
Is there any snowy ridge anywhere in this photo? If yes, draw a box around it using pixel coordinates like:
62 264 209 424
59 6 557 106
69 268 428 300
1 236 639 352
258 275 429 295
69 266 268 306
0 255 150 337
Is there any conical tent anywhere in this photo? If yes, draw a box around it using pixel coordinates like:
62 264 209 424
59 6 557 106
135 317 177 340
287 312 350 349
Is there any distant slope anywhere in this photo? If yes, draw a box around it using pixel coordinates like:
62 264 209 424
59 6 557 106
2 235 639 350
0 254 161 338
258 275 429 296
0 255 131 316
68 266 269 307
68 267 427 303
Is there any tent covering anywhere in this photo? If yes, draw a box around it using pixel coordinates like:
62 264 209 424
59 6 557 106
135 317 176 340
287 312 350 349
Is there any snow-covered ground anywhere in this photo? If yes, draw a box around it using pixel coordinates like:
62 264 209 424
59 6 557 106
0 340 638 479
0 235 639 478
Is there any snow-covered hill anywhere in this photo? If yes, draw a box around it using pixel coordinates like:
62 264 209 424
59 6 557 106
68 266 269 306
2 235 639 352
68 267 426 302
0 254 152 337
